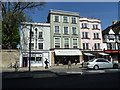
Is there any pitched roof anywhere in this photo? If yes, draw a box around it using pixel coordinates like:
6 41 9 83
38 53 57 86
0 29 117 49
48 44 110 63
102 21 120 35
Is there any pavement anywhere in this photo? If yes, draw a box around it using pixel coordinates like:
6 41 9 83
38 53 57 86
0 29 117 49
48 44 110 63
2 64 120 79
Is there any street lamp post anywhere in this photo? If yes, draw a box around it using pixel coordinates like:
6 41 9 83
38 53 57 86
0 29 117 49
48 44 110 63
29 24 32 72
117 42 120 63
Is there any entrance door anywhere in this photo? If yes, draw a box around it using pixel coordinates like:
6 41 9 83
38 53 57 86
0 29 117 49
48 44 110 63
23 57 28 67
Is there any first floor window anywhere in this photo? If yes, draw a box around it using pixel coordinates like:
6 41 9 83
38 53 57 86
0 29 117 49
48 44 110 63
38 43 43 49
107 43 116 50
55 38 60 48
73 38 78 48
64 38 69 48
94 43 100 50
83 43 89 49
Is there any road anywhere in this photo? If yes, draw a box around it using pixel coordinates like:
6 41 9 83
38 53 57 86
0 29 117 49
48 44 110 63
2 69 120 88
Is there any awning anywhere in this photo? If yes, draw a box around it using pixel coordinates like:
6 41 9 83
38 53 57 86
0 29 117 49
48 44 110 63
83 53 94 56
99 53 109 56
55 49 82 56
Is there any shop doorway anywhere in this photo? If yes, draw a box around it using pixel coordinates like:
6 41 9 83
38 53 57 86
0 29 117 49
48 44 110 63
23 57 28 67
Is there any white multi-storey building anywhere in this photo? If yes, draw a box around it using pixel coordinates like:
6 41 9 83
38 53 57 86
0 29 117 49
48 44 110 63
20 22 51 67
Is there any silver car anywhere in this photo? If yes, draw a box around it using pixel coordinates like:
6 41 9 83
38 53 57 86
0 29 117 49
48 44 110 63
83 58 119 70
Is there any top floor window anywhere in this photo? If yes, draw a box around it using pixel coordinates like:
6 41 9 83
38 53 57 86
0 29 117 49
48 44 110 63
54 15 59 22
82 23 88 28
38 32 43 39
72 17 77 24
63 16 68 23
31 31 34 38
93 24 99 29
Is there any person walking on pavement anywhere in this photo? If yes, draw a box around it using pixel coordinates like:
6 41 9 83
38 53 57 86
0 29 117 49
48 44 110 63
44 58 49 69
75 59 77 65
14 61 19 72
68 60 71 69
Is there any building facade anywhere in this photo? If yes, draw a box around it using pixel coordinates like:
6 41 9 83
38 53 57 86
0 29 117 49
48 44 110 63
47 10 82 65
79 17 105 61
102 21 120 63
20 22 51 67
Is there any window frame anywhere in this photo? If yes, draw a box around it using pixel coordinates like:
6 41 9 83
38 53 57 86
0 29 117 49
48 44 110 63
54 37 61 48
72 38 78 48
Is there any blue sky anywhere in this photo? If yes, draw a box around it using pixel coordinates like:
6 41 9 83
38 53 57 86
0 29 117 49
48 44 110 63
26 2 118 30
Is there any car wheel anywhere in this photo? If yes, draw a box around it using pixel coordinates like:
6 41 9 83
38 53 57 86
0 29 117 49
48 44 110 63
113 64 118 69
93 65 99 70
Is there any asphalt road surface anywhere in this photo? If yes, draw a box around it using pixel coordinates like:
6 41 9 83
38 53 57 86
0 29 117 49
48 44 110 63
2 71 120 88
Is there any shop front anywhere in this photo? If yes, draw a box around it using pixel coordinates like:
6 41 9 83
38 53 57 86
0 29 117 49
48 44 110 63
104 50 120 63
82 51 109 62
20 51 50 67
54 49 82 65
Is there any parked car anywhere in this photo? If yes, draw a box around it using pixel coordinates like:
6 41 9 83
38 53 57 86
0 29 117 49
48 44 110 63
82 58 119 70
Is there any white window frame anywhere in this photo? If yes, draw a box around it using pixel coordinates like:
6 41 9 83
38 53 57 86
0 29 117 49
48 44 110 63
53 15 60 22
54 26 60 34
63 16 69 23
63 26 69 34
72 38 78 48
93 24 99 29
93 33 99 39
83 43 89 50
94 43 100 50
71 17 77 24
71 27 78 35
38 43 43 49
82 23 88 28
64 37 70 48
54 37 61 48
82 32 89 38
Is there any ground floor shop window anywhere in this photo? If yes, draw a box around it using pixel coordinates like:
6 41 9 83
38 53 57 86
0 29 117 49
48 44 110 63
55 56 79 65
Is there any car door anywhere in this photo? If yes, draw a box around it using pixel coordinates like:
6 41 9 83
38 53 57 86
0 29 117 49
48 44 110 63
102 59 112 68
96 59 104 68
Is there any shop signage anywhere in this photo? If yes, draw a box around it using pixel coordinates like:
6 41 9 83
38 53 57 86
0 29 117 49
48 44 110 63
105 51 120 53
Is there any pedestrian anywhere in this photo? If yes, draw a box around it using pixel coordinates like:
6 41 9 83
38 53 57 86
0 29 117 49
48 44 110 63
44 58 49 69
14 61 19 72
68 60 71 69
75 59 77 65
57 60 59 66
